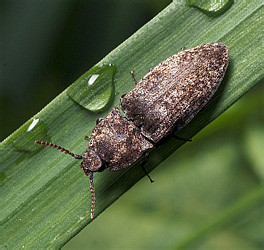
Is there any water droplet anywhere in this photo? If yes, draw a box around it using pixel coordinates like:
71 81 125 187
13 118 50 154
67 64 117 112
186 0 233 16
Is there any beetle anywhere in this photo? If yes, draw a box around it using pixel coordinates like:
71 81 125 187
36 43 230 219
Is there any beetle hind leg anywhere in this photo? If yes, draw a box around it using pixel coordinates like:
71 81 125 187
140 152 154 183
172 134 192 142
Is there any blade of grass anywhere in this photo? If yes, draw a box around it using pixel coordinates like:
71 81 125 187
1 0 262 248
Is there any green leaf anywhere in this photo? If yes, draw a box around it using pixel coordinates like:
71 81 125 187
1 0 262 248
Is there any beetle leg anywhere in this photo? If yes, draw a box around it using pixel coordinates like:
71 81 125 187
130 71 137 85
140 152 154 183
172 134 192 142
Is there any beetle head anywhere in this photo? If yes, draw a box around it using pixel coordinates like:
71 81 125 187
81 148 103 175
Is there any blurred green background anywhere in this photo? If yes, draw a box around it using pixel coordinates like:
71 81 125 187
1 0 263 249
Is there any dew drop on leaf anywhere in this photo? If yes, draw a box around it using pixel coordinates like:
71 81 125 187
67 64 117 112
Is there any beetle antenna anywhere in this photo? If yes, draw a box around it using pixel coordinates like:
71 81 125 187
89 172 95 219
35 141 82 159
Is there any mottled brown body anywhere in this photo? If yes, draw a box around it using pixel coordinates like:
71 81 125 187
36 43 230 219
120 43 230 143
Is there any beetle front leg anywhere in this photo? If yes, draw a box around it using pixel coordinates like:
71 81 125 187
130 71 137 85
